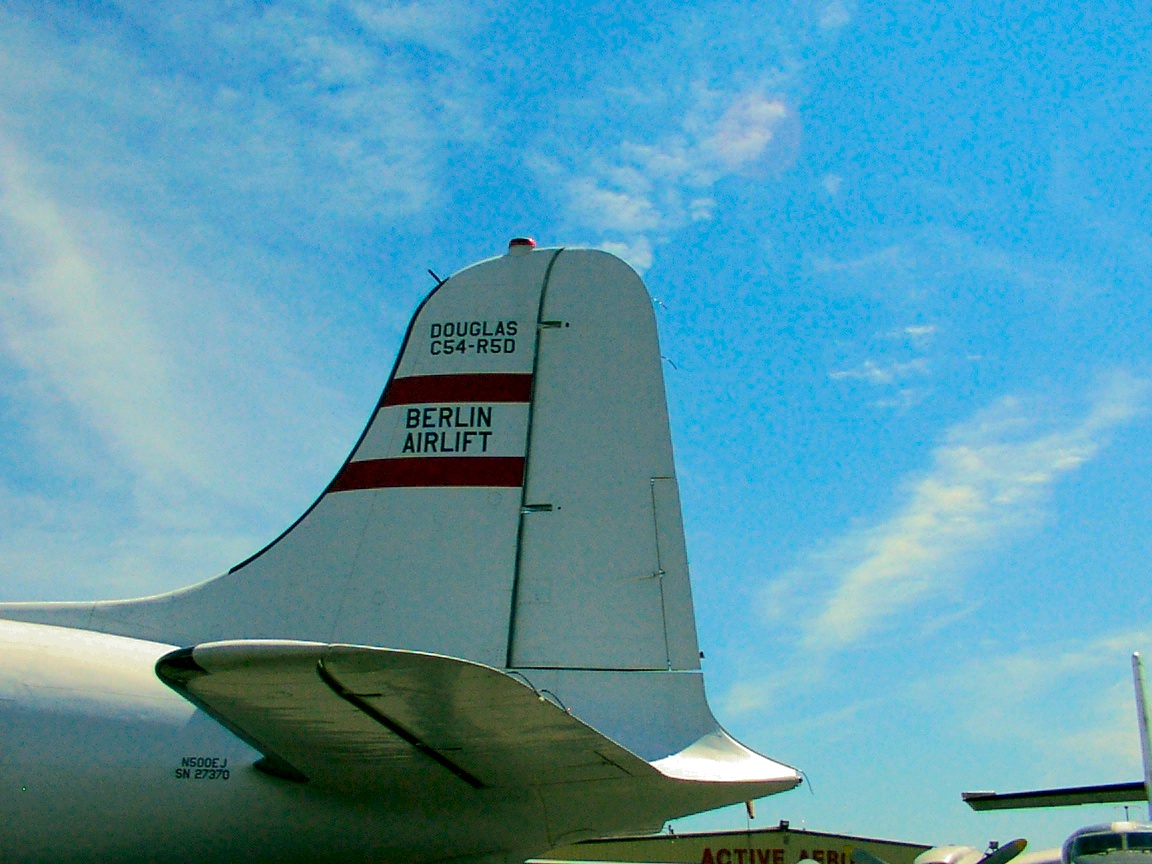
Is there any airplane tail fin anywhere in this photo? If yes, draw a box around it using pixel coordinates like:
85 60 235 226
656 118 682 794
1133 652 1152 819
963 654 1152 815
0 241 794 784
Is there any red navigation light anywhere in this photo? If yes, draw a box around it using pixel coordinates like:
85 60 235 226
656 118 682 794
508 237 536 255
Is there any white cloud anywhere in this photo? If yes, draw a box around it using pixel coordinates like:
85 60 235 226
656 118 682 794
0 134 365 600
349 0 480 56
829 356 933 410
0 481 259 601
829 328 939 407
0 141 202 489
902 324 937 339
829 357 930 385
881 324 938 349
564 176 664 235
541 86 799 271
810 375 1146 648
700 94 791 171
601 237 655 273
0 4 486 240
813 244 911 275
920 631 1152 781
818 2 853 30
759 374 1147 654
0 148 236 598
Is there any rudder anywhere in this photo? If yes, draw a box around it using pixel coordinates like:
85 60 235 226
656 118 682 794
508 249 700 671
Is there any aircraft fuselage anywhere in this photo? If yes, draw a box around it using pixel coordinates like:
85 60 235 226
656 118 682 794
0 619 545 864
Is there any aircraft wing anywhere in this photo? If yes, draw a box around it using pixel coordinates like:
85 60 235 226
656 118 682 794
157 641 660 794
962 782 1148 811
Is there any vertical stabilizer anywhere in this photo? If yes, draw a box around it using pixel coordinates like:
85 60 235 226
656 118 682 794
1133 652 1152 819
0 240 793 787
0 245 700 680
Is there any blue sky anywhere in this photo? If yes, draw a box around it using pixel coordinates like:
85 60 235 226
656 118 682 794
3 0 1152 852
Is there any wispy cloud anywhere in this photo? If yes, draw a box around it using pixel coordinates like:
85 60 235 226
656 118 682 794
813 244 911 275
0 140 201 489
0 3 487 243
919 631 1152 780
699 93 793 172
753 374 1147 658
0 134 361 599
829 357 930 385
828 325 939 409
539 87 800 270
884 323 938 347
806 374 1146 649
728 621 1152 786
0 150 233 598
348 0 482 56
816 0 854 30
0 3 475 443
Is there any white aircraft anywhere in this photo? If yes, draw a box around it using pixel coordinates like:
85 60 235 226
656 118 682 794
856 838 1029 864
948 653 1152 864
0 240 800 863
851 654 1152 864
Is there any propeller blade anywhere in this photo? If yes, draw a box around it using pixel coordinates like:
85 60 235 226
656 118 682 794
978 839 1028 864
853 849 893 864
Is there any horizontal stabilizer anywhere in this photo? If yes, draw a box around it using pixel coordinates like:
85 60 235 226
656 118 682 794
651 728 797 784
157 641 659 795
962 782 1148 811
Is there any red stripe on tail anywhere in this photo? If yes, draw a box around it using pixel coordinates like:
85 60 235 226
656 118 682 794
330 457 526 490
382 374 533 406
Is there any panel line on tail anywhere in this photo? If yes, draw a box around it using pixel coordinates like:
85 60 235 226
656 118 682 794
650 477 673 671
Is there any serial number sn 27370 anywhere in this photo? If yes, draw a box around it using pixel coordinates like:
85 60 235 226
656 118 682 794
174 756 231 781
